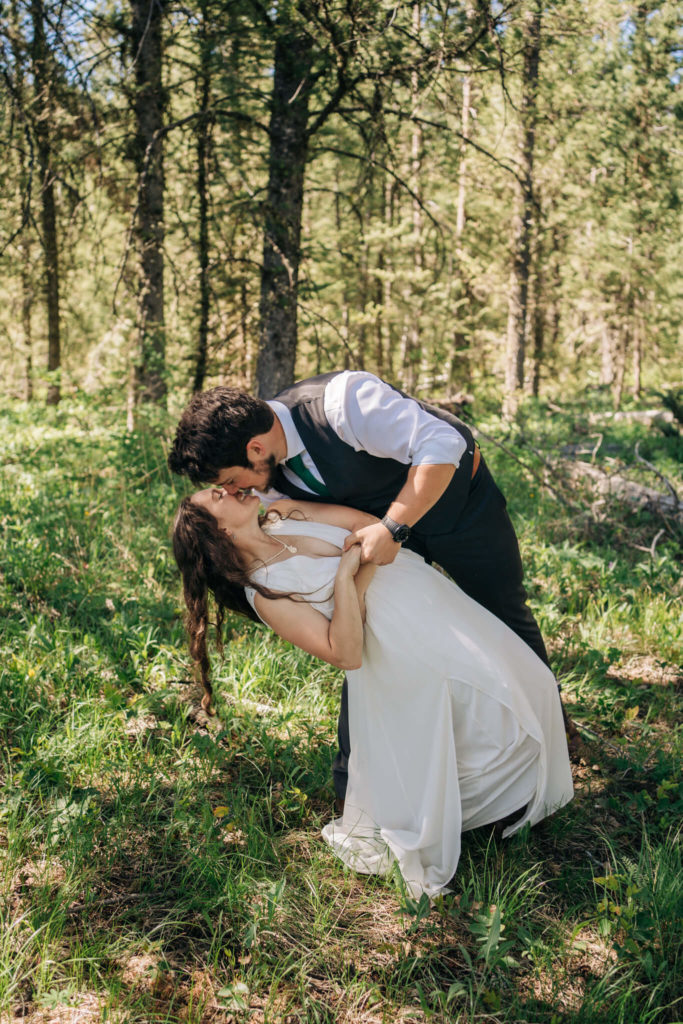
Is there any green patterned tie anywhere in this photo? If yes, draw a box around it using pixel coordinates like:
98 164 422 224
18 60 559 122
285 453 330 496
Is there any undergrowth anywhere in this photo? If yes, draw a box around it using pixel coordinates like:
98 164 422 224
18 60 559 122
0 392 680 1023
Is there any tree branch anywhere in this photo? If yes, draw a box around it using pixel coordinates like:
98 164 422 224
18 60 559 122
634 441 680 508
308 143 444 232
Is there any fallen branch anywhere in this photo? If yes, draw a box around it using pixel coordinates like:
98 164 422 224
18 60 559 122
634 441 680 508
559 460 682 520
468 426 578 508
632 528 666 558
587 408 674 427
573 720 629 757
650 528 666 557
66 893 144 916
590 434 604 463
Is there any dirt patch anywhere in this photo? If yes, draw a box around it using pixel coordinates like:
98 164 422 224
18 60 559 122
607 654 682 690
11 857 67 891
1 991 110 1024
119 952 163 992
568 927 618 977
518 926 616 1015
123 713 159 739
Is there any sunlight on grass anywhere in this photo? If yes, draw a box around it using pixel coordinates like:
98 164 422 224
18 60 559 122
0 396 681 1023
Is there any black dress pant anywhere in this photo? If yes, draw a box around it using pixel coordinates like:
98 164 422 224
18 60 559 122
332 456 549 801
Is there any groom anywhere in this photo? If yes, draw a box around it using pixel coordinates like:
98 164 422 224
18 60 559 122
168 370 571 799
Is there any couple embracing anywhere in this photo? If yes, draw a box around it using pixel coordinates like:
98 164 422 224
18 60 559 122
169 370 574 898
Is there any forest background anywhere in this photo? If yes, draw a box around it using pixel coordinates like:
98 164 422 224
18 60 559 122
0 1 682 1023
2 0 682 408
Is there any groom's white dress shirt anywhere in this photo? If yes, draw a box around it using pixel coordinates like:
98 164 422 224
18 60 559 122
265 370 468 498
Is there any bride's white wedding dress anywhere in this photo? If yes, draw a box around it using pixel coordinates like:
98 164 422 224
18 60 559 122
245 518 573 898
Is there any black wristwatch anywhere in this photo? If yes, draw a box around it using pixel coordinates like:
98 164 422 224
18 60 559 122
381 515 412 545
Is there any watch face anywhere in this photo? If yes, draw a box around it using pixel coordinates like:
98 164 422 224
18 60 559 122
394 525 411 544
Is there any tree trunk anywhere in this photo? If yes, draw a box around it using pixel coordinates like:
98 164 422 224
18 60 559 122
334 174 352 370
613 274 634 409
449 1 479 391
612 323 627 409
547 225 562 380
374 257 385 376
401 5 423 394
30 0 61 405
21 239 34 401
450 35 473 388
600 321 614 387
378 174 395 382
455 0 476 239
357 239 368 370
193 46 212 394
527 220 544 397
503 1 541 418
455 67 471 239
240 281 253 387
631 309 641 399
255 19 313 398
130 0 167 405
528 274 544 398
11 0 34 401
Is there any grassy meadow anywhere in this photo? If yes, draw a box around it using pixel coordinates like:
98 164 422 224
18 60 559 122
0 394 681 1024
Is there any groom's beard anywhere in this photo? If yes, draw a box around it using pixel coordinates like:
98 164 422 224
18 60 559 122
247 453 278 492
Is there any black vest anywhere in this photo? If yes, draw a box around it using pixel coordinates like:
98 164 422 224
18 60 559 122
271 372 475 539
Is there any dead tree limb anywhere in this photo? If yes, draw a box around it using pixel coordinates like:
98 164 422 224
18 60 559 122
469 426 578 508
634 441 680 509
561 460 681 520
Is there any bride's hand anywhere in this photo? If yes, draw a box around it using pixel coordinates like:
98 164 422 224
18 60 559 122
337 542 362 578
344 522 401 565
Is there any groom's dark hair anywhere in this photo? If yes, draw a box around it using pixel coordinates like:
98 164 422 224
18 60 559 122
168 386 274 483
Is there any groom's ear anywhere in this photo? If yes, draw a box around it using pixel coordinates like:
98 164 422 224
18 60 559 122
246 436 267 459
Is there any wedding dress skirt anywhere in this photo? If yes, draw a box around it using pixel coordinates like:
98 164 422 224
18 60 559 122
245 518 573 898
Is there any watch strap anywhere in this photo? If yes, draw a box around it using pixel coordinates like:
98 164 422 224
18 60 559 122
381 515 412 544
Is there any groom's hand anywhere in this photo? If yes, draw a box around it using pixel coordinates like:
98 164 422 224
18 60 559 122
343 523 400 565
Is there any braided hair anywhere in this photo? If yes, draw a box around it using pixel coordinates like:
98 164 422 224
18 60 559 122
172 498 299 711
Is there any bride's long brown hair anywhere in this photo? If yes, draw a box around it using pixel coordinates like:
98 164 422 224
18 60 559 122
172 498 299 712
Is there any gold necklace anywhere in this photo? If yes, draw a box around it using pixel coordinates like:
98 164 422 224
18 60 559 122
257 534 298 567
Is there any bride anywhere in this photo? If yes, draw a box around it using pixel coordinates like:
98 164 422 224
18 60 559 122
172 488 573 897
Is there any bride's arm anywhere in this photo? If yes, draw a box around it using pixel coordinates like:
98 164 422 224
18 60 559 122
354 562 377 622
253 546 365 670
267 498 379 534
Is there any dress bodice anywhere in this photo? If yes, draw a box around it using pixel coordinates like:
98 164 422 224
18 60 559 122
245 518 349 622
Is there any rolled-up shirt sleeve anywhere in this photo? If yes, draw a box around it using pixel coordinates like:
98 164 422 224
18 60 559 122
324 371 467 467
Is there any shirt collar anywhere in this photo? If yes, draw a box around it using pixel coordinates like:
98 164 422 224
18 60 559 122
268 400 305 462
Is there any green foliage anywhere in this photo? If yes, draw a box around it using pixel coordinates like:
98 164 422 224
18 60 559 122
2 0 681 402
0 395 681 1022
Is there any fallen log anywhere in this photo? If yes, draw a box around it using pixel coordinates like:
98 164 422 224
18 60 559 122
587 408 674 427
558 460 682 519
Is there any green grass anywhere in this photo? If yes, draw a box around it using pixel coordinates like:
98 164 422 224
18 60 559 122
0 392 681 1023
